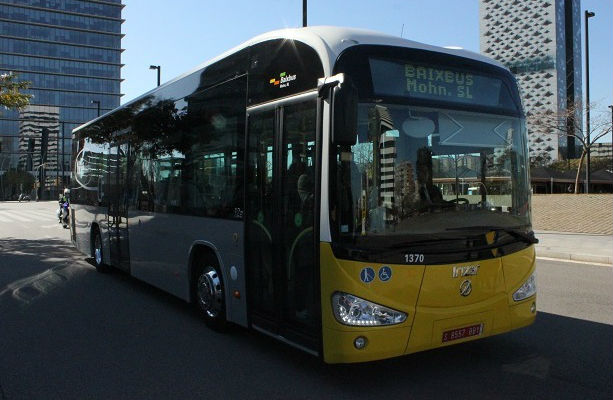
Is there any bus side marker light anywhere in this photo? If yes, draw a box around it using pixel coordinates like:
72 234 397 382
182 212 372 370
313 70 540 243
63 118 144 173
233 290 241 299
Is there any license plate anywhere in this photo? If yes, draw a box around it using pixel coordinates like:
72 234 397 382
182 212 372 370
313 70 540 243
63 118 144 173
442 324 483 343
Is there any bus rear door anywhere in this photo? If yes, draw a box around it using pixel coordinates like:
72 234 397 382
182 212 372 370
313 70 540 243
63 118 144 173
107 142 130 272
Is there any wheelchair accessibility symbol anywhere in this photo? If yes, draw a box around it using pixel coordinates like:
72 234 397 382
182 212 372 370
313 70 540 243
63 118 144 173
378 266 392 282
360 267 375 284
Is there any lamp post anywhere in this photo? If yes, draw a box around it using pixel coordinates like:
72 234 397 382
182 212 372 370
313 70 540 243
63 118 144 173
609 105 613 173
584 10 595 193
91 100 101 117
0 157 8 201
303 0 307 27
56 122 60 196
35 163 47 201
61 122 65 190
149 65 161 87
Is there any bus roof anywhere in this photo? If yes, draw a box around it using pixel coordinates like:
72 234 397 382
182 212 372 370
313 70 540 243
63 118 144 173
75 26 507 133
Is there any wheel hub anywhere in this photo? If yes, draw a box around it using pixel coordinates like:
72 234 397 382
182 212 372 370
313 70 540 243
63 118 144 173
197 267 223 318
94 235 102 265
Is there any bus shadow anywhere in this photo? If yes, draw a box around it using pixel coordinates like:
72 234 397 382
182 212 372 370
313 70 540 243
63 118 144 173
3 237 609 398
310 312 613 399
0 237 91 306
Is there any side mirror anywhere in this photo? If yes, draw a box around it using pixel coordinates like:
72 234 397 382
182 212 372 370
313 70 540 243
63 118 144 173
332 75 358 146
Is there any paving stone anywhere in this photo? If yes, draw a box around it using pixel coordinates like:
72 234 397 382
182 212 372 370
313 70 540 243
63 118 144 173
532 194 613 234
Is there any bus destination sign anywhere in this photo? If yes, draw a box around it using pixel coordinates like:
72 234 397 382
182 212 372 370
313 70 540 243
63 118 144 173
369 58 517 112
405 64 473 100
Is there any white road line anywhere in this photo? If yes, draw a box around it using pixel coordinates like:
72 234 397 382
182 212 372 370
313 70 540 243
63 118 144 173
536 256 613 267
41 224 62 229
9 214 52 222
0 211 33 222
24 207 57 216
26 213 57 221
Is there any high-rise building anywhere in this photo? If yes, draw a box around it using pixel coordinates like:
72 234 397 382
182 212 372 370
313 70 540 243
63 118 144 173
0 0 124 199
479 0 582 161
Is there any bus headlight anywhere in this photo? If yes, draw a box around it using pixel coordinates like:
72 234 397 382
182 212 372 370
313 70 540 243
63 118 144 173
512 272 536 301
331 292 407 326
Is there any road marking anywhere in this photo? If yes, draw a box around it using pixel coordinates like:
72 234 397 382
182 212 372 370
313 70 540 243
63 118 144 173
536 256 613 268
42 224 63 229
0 211 33 222
0 209 57 223
28 209 57 218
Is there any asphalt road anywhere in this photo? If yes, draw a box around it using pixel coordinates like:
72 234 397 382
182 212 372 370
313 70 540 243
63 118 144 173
1 201 612 399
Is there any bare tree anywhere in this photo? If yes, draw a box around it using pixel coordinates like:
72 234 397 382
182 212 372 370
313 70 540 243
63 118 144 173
528 102 612 194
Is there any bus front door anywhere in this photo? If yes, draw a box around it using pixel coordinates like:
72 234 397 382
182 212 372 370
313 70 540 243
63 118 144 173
246 97 320 353
107 143 130 272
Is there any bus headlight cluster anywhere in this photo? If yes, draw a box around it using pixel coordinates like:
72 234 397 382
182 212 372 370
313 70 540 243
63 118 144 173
512 272 536 301
331 292 407 326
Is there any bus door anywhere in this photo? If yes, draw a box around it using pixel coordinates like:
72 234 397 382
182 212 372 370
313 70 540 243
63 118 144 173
107 142 130 272
246 96 319 352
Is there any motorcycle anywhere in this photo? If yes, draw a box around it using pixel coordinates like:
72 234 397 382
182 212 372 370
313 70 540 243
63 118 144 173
18 193 31 202
58 201 70 229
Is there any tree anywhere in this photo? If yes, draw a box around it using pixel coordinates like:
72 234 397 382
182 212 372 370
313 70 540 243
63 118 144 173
0 169 35 199
0 72 32 111
528 102 612 194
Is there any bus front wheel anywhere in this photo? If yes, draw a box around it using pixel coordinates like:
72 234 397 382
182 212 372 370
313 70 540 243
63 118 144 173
195 261 227 331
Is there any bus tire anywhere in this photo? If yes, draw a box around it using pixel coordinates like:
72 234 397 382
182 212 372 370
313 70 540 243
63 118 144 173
91 227 111 273
194 258 227 331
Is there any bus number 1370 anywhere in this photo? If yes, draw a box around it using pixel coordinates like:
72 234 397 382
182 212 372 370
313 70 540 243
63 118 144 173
405 253 425 264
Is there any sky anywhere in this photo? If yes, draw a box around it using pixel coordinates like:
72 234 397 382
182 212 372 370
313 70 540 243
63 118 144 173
120 0 612 139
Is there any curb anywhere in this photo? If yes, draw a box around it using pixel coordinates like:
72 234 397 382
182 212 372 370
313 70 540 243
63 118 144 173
536 250 613 266
534 230 613 237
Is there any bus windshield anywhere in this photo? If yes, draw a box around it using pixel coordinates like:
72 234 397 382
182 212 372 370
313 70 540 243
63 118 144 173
332 103 531 245
331 53 531 250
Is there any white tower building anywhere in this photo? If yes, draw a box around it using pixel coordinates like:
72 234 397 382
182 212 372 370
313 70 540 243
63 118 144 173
479 0 582 161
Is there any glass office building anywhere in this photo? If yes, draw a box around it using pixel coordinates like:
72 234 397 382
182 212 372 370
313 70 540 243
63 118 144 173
0 0 124 199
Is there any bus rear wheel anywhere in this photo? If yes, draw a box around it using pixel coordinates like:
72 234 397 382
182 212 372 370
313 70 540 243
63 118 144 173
195 262 227 331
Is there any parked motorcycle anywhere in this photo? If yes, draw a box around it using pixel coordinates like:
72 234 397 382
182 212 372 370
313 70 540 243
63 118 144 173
18 193 31 202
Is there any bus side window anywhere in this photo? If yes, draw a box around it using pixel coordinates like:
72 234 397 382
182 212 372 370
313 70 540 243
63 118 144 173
182 76 246 218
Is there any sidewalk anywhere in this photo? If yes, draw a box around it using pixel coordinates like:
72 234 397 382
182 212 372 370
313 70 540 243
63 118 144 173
535 230 613 265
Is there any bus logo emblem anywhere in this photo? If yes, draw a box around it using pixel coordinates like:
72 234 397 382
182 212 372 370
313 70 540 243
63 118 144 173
269 72 297 88
360 267 375 284
452 265 479 278
459 280 472 297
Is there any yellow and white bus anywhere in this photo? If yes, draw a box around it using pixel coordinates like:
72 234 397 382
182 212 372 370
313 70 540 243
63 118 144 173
70 26 537 363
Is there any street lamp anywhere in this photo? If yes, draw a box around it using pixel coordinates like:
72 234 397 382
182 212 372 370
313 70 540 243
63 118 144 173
584 10 595 193
61 122 65 190
35 162 48 201
91 100 101 117
303 0 307 27
609 105 613 173
0 157 8 201
149 65 161 87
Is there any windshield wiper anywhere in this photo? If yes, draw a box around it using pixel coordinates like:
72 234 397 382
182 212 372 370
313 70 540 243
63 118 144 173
445 225 538 244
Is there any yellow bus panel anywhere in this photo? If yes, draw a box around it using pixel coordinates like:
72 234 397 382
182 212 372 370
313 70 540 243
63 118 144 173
320 243 536 363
